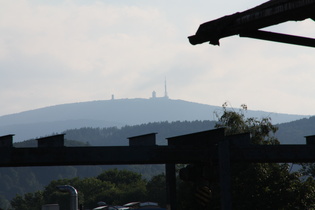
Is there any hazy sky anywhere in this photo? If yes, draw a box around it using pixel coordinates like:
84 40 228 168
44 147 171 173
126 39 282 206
1 0 315 116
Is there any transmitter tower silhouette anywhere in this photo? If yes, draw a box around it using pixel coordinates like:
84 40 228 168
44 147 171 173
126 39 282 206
164 77 169 99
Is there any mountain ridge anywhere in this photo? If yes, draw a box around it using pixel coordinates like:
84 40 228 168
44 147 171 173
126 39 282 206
0 98 310 142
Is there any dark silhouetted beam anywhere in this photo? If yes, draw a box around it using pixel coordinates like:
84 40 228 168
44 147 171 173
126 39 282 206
230 144 315 163
0 146 218 167
240 30 315 47
1 144 315 167
189 0 315 46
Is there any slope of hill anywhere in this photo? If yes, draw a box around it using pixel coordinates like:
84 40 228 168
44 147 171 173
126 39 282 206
63 118 315 146
0 98 309 142
64 120 217 146
276 116 315 144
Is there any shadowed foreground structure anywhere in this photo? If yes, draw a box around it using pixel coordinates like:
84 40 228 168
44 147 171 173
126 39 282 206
189 0 315 47
2 128 315 209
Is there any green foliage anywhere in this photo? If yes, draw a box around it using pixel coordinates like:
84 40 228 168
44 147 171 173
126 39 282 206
0 195 10 210
97 168 143 186
95 169 148 205
40 177 117 209
231 163 305 209
0 167 42 202
213 103 315 209
11 191 44 210
215 102 279 144
146 174 166 207
10 169 167 210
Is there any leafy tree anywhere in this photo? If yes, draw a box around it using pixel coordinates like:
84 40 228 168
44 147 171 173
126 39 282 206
42 178 81 210
146 173 166 207
10 169 150 210
97 168 144 186
214 103 315 209
74 177 114 207
0 195 10 210
215 102 278 144
11 191 44 210
96 169 147 205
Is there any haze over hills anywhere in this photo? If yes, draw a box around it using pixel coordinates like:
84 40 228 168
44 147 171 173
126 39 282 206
0 97 310 142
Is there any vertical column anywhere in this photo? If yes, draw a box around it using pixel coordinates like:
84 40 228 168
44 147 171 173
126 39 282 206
218 137 232 210
306 135 315 145
165 163 176 210
0 134 14 148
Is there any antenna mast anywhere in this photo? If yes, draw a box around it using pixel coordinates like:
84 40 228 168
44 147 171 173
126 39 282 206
164 77 168 98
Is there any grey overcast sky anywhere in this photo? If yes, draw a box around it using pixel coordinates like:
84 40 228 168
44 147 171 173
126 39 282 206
1 0 315 116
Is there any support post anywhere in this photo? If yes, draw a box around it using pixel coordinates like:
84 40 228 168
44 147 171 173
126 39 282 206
218 137 232 210
166 163 176 210
0 134 14 148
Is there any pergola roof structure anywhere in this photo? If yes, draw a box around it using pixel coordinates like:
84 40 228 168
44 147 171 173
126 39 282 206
188 0 315 47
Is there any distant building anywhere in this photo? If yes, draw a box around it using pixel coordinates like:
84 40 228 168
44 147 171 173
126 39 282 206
111 94 115 100
152 91 156 99
150 78 169 100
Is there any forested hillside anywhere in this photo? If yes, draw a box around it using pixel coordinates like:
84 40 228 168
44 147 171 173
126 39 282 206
276 116 315 144
64 120 216 146
63 117 315 146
